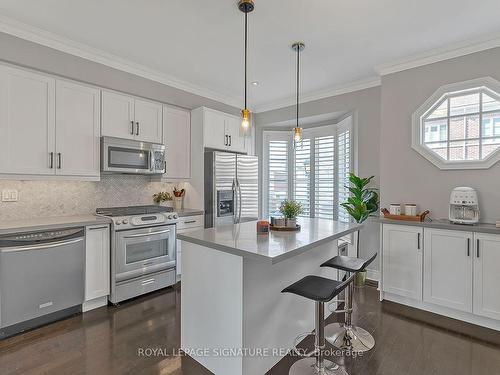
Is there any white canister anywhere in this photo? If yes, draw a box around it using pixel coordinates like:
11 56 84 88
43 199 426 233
389 204 401 215
405 204 417 216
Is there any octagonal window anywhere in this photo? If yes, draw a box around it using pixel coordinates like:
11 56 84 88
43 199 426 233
412 78 500 169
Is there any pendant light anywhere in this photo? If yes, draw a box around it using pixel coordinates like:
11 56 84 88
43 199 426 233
292 42 305 147
238 0 254 134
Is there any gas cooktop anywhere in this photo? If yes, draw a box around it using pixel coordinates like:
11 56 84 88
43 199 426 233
96 205 174 217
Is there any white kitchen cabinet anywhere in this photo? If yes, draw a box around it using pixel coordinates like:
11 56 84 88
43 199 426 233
55 80 100 177
85 225 110 307
0 65 56 175
163 106 191 179
134 98 163 143
199 107 248 153
176 215 204 279
423 228 473 312
101 90 135 140
382 224 423 300
473 233 500 320
101 90 162 143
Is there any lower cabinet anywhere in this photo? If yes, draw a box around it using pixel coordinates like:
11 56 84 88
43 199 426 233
176 215 204 279
382 224 423 300
423 228 473 312
84 225 110 310
473 233 500 320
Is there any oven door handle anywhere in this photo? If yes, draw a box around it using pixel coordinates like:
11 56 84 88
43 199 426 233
123 229 170 239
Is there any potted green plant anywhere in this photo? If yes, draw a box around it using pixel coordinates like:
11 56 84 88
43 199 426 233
153 191 173 207
340 173 379 287
279 200 304 228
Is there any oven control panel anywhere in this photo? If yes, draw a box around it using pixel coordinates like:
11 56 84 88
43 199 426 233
112 213 179 230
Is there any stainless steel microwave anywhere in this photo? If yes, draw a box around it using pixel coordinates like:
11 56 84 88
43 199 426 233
101 136 166 175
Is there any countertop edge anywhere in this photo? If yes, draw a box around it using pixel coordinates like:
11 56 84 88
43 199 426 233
0 216 112 235
177 210 204 217
377 218 500 234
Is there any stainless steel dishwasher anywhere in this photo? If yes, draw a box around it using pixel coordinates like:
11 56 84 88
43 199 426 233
0 227 85 339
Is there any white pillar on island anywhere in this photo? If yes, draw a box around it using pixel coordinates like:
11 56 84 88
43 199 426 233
179 218 361 375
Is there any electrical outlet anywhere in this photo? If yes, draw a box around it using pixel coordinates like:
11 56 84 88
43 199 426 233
2 189 19 202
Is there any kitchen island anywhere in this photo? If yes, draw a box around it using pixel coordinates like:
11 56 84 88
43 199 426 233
178 218 361 375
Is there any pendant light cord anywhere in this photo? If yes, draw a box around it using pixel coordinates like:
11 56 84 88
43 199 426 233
244 11 248 111
296 46 300 128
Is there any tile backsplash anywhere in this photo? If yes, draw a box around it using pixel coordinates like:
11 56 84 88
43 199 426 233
0 175 199 220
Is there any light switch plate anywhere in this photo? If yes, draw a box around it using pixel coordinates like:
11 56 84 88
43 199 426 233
2 189 19 202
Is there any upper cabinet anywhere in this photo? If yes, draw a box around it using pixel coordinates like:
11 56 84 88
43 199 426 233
101 91 162 144
56 80 101 177
0 65 56 175
198 107 248 153
163 105 191 179
0 65 100 179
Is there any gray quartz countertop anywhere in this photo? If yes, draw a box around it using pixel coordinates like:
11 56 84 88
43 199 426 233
378 218 500 234
177 208 204 217
0 215 111 235
178 218 362 264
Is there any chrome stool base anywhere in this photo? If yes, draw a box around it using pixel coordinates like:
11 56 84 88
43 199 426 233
325 323 375 353
289 358 348 375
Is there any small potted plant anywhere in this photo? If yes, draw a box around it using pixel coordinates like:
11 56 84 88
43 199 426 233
340 173 379 287
279 200 303 228
153 191 173 207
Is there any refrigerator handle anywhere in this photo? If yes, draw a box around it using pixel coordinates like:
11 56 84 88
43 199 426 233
232 179 238 224
237 179 242 223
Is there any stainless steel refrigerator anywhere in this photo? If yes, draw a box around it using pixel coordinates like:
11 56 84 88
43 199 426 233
204 151 259 228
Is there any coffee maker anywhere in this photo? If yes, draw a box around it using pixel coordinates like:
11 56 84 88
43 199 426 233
449 187 479 225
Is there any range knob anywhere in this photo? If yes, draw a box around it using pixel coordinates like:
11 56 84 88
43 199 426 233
173 214 178 219
167 214 173 219
115 221 121 225
123 219 129 224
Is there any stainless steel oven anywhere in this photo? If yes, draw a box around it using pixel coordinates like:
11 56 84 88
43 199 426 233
115 225 176 283
101 136 166 175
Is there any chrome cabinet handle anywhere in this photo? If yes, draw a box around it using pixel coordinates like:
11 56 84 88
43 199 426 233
229 135 232 146
467 238 470 256
136 122 140 135
477 239 480 258
57 153 62 169
130 120 135 135
417 233 421 250
184 220 196 224
49 152 54 169
225 135 228 146
123 229 170 238
1 238 84 253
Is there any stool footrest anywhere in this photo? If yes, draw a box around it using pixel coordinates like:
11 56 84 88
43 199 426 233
292 332 317 358
327 300 346 313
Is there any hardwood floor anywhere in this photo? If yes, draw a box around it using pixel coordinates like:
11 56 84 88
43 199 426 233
1 284 499 375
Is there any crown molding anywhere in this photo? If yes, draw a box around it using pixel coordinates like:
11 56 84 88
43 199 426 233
375 32 500 76
0 14 243 108
253 76 381 113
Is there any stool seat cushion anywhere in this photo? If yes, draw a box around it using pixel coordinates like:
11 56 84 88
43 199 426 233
281 275 351 303
321 253 378 272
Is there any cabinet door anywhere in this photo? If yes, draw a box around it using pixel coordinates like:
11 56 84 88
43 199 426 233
85 225 110 301
134 98 163 143
423 228 473 312
55 80 100 177
101 90 135 140
225 116 246 153
163 106 191 179
0 66 55 175
177 222 204 277
382 224 423 300
203 109 227 150
473 233 500 320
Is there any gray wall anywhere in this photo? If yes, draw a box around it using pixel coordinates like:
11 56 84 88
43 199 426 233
255 86 382 272
380 47 500 222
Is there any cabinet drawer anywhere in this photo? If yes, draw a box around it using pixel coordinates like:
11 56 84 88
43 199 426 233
114 270 175 302
177 215 204 230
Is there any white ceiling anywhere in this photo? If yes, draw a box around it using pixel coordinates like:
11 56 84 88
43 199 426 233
0 0 500 112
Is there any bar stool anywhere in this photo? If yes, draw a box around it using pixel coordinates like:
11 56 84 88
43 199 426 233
281 273 355 375
320 252 377 353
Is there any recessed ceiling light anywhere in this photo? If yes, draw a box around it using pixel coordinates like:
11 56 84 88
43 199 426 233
251 81 259 86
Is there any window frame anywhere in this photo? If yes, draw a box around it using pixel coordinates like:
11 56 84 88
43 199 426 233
412 77 500 170
262 121 353 219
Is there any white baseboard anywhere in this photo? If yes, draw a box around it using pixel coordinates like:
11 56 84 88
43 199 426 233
83 296 108 312
366 269 380 282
